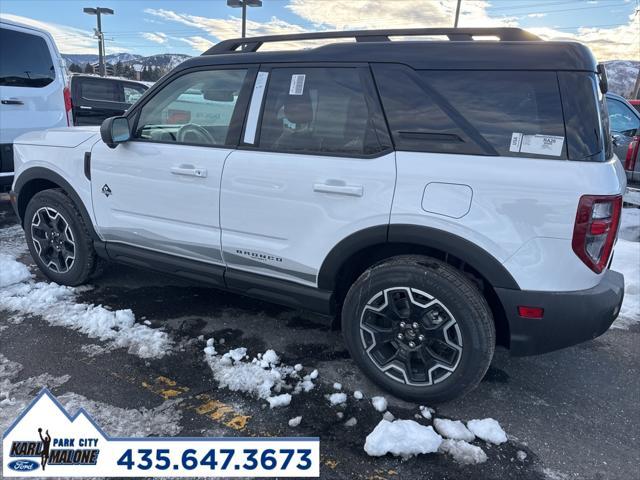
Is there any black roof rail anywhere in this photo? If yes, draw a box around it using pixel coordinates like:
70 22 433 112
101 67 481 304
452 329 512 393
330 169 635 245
202 28 541 55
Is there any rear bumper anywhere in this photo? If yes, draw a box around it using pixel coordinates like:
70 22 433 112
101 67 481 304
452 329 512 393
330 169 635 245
496 270 624 356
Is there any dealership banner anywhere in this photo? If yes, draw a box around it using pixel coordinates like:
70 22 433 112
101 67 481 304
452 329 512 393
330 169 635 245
2 389 319 477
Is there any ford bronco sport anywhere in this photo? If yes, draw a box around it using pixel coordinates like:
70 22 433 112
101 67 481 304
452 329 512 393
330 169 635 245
9 28 626 402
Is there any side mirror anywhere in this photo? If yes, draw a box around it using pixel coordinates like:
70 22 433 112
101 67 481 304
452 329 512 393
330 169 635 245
101 116 131 149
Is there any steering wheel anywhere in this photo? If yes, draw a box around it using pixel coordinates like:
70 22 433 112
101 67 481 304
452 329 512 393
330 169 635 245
176 123 218 145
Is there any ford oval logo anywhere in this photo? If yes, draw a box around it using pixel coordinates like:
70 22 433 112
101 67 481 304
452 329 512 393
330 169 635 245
8 459 39 471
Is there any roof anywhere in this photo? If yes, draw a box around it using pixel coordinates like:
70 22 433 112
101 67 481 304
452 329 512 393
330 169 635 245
177 28 598 73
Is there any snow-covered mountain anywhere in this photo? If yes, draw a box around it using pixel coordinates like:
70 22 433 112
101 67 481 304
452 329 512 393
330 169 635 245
604 60 639 99
62 52 191 70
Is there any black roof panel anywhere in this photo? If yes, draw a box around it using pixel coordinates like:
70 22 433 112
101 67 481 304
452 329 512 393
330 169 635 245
178 40 597 72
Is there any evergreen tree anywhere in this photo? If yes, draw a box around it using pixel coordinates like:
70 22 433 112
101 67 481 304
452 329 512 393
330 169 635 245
83 63 94 74
68 63 82 73
115 61 123 76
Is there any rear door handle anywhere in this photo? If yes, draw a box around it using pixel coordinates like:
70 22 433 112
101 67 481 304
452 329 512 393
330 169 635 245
313 182 363 197
170 165 207 178
1 99 24 105
79 105 92 110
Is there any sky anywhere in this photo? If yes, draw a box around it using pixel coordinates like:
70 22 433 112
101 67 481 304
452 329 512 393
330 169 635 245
0 0 638 60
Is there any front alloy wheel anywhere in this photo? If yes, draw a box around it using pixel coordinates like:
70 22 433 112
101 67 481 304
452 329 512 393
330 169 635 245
31 206 76 273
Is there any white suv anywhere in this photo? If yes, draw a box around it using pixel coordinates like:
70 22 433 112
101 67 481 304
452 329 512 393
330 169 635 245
9 29 626 402
0 18 71 192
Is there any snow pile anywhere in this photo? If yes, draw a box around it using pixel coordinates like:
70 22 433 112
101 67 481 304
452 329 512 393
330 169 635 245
0 254 31 287
439 439 487 465
467 418 507 444
419 405 433 420
267 393 291 409
371 395 387 412
203 340 315 402
288 416 302 427
327 392 347 406
353 390 363 400
612 208 639 329
433 418 475 442
364 419 442 458
344 417 357 427
0 257 172 358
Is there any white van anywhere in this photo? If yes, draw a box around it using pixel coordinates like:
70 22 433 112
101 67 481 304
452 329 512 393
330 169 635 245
0 18 71 191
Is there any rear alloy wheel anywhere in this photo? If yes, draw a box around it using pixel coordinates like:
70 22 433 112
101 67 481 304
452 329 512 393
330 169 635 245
360 286 463 386
342 255 495 403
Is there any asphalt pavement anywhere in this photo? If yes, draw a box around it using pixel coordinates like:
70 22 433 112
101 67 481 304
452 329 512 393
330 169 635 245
1 196 638 480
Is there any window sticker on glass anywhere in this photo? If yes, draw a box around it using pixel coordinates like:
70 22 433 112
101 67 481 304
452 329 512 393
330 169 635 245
510 132 564 157
289 74 306 95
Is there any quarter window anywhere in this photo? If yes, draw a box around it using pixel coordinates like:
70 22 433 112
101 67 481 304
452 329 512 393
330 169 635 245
134 69 248 147
374 65 567 159
257 67 386 155
0 27 55 88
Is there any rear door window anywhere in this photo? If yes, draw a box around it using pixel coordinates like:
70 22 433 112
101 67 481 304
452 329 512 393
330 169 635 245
0 26 55 88
80 78 122 102
373 64 567 159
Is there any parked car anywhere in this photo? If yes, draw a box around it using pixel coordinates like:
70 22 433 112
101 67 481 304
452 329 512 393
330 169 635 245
0 18 71 192
70 74 148 126
606 92 640 185
10 28 626 403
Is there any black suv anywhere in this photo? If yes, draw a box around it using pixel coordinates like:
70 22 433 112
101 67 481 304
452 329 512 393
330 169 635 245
69 74 148 126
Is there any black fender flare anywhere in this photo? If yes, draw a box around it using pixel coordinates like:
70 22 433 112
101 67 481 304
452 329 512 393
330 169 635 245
14 167 99 240
317 223 520 291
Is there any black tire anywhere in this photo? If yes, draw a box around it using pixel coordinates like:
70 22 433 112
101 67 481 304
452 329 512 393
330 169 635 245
342 255 495 403
24 189 99 286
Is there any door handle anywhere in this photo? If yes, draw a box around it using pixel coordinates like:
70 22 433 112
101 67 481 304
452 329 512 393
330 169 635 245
170 165 207 178
79 105 93 110
1 99 24 105
313 181 363 197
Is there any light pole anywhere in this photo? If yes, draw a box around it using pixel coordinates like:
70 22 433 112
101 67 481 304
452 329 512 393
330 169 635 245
454 0 462 27
227 0 262 38
83 7 114 76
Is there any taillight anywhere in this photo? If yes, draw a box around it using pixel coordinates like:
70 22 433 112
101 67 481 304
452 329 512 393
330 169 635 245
63 86 72 126
625 136 639 171
572 195 622 273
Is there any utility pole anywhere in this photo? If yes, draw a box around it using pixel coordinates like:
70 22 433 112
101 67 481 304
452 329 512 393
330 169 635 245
454 0 462 27
83 7 114 76
227 0 262 38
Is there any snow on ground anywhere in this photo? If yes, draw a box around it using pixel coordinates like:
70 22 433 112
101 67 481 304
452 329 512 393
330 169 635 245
439 439 487 465
364 419 442 458
203 339 315 402
371 395 387 412
327 392 347 406
0 253 31 287
612 207 640 329
353 390 363 400
0 252 172 358
467 418 508 445
266 393 291 408
288 416 302 427
419 405 433 420
433 418 475 442
0 224 28 258
59 392 182 437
